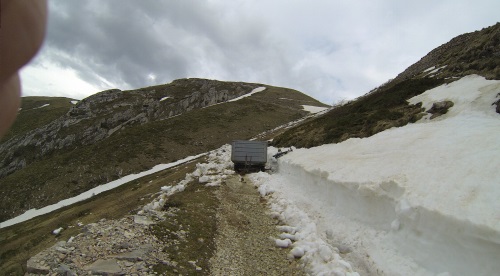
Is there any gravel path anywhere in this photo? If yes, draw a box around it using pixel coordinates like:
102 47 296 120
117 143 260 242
209 175 305 276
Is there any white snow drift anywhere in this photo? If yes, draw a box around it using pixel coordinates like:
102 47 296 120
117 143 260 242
227 86 266 102
250 75 500 275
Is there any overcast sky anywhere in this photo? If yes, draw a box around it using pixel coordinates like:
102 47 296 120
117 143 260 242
20 0 499 104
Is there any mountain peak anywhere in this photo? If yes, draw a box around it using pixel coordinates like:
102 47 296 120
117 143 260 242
394 22 500 83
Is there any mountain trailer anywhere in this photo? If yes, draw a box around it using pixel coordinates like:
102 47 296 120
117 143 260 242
231 140 268 173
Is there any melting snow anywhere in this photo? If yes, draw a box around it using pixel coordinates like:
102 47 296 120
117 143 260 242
250 74 500 275
160 96 170 102
0 153 206 228
301 105 329 113
34 104 50 109
70 100 78 105
52 227 63 235
424 65 448 76
423 66 436 72
227 87 266 102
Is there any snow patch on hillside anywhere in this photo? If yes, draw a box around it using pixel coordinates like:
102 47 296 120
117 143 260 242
34 104 50 109
227 87 266 102
301 105 329 113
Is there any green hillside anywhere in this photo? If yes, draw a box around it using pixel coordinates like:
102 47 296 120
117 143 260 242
0 80 326 222
272 22 500 149
2 97 76 142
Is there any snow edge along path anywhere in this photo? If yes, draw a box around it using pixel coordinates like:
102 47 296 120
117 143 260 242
0 153 207 229
252 75 500 275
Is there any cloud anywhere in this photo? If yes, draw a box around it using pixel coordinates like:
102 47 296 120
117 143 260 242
20 0 500 104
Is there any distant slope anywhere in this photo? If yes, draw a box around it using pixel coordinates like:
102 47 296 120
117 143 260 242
0 79 327 221
393 22 500 82
2 97 76 142
272 22 500 148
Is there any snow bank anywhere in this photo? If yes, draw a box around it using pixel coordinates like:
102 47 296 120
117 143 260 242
253 75 500 275
160 96 170 102
0 153 206 228
301 105 329 113
142 145 234 214
250 170 360 276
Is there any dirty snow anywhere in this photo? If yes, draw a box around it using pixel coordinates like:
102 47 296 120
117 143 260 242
140 145 234 215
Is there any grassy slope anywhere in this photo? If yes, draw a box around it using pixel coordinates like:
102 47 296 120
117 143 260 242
0 86 325 275
1 97 75 142
0 85 322 222
0 157 200 275
273 23 500 148
398 22 500 82
272 78 446 148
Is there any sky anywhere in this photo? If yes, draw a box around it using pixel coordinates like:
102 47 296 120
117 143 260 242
19 0 500 104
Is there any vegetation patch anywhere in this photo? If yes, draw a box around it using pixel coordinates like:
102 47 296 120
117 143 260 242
0 81 321 221
272 78 446 148
150 182 219 275
2 97 75 142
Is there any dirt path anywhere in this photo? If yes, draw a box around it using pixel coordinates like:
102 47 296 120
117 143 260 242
209 175 305 275
19 170 306 275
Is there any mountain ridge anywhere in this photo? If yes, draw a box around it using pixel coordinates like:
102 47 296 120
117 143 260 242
0 79 326 221
1 22 499 275
272 22 500 148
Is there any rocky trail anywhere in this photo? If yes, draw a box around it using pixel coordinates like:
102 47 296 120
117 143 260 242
210 175 304 275
24 157 304 276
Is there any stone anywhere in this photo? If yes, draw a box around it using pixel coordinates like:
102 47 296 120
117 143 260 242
57 264 77 276
114 249 148 261
133 215 154 225
427 100 454 118
26 258 50 275
123 261 134 267
85 259 123 275
494 97 500 114
113 241 131 250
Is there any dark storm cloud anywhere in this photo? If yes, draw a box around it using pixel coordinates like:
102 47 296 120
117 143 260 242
22 0 500 103
43 0 292 94
46 1 192 88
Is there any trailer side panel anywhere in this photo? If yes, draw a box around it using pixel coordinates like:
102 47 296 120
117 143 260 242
231 140 268 172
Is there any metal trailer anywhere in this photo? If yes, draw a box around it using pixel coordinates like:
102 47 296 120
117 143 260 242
231 140 268 173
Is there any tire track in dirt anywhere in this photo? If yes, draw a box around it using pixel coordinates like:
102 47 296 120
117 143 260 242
210 175 305 275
